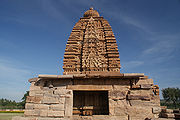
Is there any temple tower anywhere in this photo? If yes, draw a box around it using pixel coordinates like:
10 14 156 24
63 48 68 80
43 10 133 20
63 7 120 75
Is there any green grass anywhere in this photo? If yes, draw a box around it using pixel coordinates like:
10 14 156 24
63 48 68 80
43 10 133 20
0 113 23 120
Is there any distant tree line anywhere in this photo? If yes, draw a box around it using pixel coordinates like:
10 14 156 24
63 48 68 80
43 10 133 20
0 91 29 109
161 87 180 109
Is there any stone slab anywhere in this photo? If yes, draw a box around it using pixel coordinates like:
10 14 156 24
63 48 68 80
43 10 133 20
47 110 64 117
50 104 64 111
152 107 161 114
140 84 152 89
26 96 42 104
67 85 112 90
42 96 59 104
161 113 175 118
127 94 150 101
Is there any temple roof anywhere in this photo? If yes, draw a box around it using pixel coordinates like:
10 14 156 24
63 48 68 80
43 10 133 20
63 8 120 75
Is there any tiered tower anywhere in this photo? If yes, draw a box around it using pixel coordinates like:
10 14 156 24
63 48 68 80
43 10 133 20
63 7 120 75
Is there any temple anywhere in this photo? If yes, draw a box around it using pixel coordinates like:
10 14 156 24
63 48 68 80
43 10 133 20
13 8 161 120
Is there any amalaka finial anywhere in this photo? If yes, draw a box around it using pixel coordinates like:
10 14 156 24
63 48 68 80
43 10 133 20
83 7 99 17
90 7 93 10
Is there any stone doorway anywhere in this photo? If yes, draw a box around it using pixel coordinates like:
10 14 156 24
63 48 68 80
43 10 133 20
73 91 109 116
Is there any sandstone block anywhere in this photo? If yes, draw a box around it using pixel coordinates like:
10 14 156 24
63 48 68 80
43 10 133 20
34 104 49 109
136 79 153 85
25 103 34 110
40 110 48 117
29 90 43 96
160 106 167 109
54 89 68 95
65 95 73 116
113 85 130 90
161 113 175 118
55 86 67 90
92 115 111 120
162 109 173 113
116 99 130 107
43 89 54 96
26 96 42 104
109 106 114 115
48 110 64 117
42 96 59 104
67 85 112 90
128 106 154 119
129 116 148 120
109 99 118 107
114 107 128 116
151 95 160 105
152 107 161 114
38 117 67 120
28 77 38 83
111 116 128 120
127 94 150 101
92 115 128 120
130 89 152 96
24 110 40 116
50 104 64 111
141 84 152 89
130 100 159 107
30 85 41 91
59 97 66 104
72 116 93 120
109 90 127 100
131 85 141 89
139 76 148 80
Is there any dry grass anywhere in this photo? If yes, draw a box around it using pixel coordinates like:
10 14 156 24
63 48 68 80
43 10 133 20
0 113 23 120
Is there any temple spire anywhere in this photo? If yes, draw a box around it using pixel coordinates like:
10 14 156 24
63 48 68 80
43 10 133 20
63 8 120 75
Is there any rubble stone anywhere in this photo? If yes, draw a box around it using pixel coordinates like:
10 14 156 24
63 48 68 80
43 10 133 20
153 107 161 114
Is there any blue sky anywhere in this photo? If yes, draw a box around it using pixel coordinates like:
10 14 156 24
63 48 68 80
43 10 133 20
0 0 180 101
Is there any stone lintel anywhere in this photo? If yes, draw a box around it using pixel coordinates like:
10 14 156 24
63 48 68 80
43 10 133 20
36 73 145 82
38 74 73 79
123 73 144 78
67 85 112 91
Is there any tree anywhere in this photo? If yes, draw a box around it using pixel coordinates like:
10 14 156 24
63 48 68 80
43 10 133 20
162 87 180 108
20 91 29 108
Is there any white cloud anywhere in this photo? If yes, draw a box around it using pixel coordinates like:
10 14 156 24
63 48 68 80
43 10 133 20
105 10 154 34
122 60 144 69
39 0 70 23
141 33 180 63
0 58 31 101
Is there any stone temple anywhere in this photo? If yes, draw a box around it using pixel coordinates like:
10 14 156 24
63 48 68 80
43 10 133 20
13 8 161 120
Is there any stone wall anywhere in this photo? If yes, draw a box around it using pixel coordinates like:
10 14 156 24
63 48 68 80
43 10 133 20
12 74 161 120
23 79 73 119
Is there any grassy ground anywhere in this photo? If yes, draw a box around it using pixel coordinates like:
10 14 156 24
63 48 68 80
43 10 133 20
0 113 23 120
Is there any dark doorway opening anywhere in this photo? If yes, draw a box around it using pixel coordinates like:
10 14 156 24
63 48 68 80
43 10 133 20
73 91 109 116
